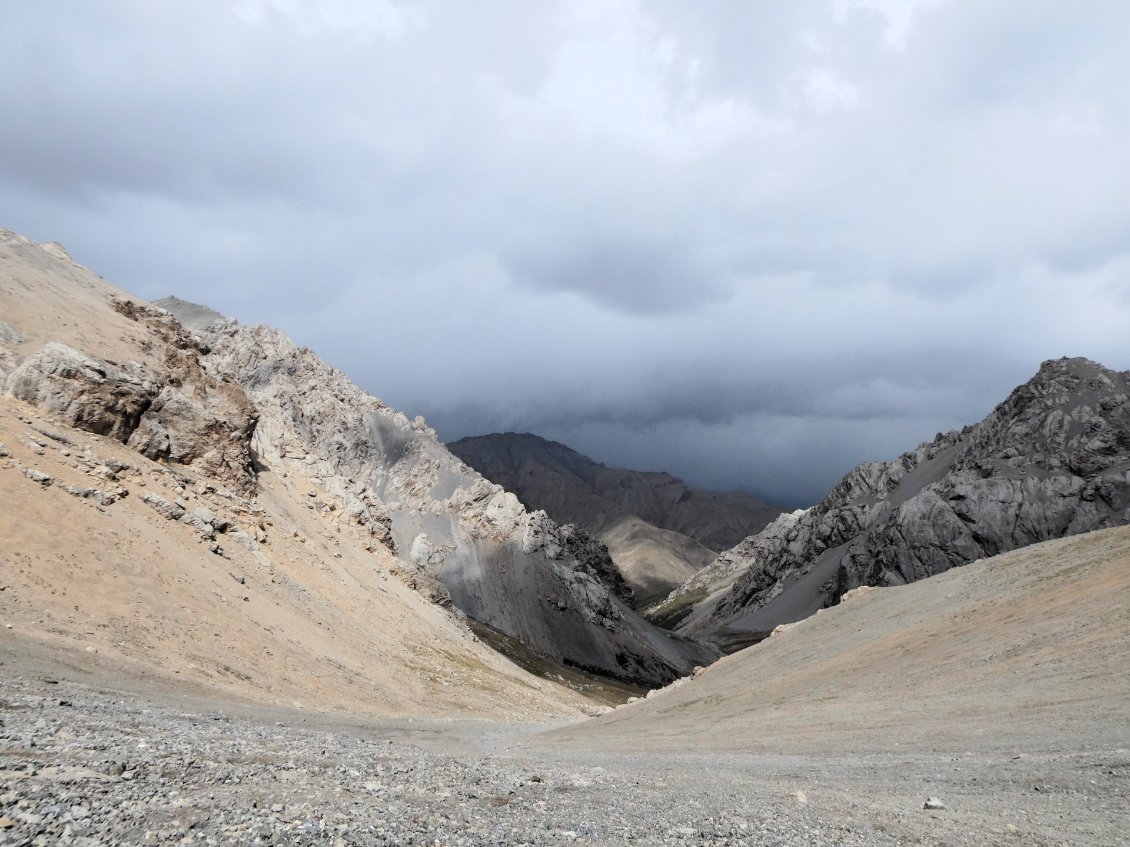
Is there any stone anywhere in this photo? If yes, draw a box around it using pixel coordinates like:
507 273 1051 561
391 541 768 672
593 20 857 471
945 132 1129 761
180 507 216 539
924 797 946 810
141 493 186 521
23 468 53 486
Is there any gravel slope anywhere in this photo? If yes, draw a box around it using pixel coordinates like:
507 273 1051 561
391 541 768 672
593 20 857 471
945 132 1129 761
2 647 1125 847
3 528 1128 846
551 525 1130 755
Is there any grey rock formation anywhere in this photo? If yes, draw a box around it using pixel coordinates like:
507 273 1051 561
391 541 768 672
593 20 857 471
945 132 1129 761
141 493 187 521
157 298 714 685
668 358 1130 650
5 342 155 443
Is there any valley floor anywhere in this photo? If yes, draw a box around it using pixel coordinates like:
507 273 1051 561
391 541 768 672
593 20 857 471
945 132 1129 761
1 639 1126 847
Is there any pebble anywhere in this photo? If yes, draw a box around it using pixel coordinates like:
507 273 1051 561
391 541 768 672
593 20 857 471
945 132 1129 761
0 674 1123 846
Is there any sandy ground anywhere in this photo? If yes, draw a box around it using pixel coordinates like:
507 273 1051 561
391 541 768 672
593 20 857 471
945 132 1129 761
549 525 1130 755
0 395 587 721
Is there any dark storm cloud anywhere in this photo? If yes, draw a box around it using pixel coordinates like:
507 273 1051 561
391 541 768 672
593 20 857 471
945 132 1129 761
2 0 1129 506
507 237 730 314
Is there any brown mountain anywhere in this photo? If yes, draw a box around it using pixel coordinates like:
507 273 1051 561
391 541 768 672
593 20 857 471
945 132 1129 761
0 227 713 696
447 432 782 606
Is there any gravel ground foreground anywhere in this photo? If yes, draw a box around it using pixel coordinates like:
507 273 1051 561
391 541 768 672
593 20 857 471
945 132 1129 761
1 670 1127 847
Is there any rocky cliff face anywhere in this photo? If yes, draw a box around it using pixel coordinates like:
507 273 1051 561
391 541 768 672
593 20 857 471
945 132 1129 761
155 299 711 684
664 357 1130 650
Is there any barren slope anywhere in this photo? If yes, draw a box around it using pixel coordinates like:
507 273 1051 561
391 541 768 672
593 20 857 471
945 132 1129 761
0 229 599 718
597 515 714 607
0 396 586 719
547 524 1130 752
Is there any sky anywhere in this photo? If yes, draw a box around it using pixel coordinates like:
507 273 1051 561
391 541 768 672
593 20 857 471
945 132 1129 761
2 1 1128 506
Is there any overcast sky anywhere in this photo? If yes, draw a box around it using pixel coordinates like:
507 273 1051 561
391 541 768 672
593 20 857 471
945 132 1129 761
2 1 1128 505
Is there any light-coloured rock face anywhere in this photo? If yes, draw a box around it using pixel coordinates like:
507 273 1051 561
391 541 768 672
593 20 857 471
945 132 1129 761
0 230 595 719
5 341 156 442
154 303 713 685
667 357 1130 649
1 295 259 494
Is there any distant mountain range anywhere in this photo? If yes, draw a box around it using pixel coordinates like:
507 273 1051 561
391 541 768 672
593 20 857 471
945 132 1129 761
653 356 1130 652
448 432 783 606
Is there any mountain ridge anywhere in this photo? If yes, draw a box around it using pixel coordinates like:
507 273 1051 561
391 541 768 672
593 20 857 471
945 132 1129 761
448 431 782 606
0 227 712 700
448 431 783 551
656 355 1130 650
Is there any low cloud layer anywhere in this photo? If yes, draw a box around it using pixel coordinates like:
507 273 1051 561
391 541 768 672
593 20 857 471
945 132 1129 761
3 1 1128 504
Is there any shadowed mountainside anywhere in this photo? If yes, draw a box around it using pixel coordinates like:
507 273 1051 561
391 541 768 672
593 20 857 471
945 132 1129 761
448 432 781 606
653 356 1130 651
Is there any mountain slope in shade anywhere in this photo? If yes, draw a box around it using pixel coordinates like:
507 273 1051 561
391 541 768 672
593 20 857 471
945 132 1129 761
447 432 782 551
660 356 1130 651
448 432 782 605
546 524 1130 752
597 515 716 607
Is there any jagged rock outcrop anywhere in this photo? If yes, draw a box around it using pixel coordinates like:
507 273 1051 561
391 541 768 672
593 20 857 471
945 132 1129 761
157 298 714 685
0 285 257 494
666 357 1130 650
5 342 156 442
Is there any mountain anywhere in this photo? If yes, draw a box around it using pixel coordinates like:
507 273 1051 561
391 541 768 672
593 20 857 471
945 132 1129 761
0 228 713 696
595 515 716 607
0 231 592 719
547 524 1130 752
654 356 1130 650
447 432 782 605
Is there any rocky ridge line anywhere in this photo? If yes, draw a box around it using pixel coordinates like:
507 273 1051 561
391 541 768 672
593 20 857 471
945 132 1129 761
662 357 1130 646
157 298 712 685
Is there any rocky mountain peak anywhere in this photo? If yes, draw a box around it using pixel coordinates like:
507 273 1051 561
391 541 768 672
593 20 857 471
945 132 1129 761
655 357 1130 650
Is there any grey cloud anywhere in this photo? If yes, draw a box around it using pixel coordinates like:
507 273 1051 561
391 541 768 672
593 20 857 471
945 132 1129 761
507 237 729 314
2 0 1129 506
